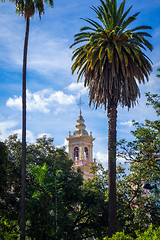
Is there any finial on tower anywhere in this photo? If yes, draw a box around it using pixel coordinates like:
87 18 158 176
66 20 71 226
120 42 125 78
77 95 84 115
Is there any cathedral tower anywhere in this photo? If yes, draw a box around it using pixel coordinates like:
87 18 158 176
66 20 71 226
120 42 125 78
66 111 96 180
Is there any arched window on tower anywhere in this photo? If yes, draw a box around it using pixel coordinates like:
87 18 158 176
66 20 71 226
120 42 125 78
74 147 79 162
84 147 88 160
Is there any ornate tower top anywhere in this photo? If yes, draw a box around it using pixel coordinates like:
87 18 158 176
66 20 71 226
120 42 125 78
66 111 96 180
68 111 94 140
74 111 89 136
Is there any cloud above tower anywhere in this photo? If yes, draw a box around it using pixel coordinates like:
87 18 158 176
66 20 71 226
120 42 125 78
6 89 76 113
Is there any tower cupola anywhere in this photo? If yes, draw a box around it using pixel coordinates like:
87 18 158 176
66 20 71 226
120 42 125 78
74 111 88 136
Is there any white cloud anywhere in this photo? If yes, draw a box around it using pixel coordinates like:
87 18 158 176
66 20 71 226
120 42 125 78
54 107 64 115
66 82 88 96
120 120 133 127
0 120 18 141
117 156 128 165
6 89 76 113
56 138 68 152
48 91 75 105
0 120 35 143
94 152 108 166
13 129 35 143
0 120 17 131
37 133 52 139
94 151 128 170
6 96 22 111
67 82 84 91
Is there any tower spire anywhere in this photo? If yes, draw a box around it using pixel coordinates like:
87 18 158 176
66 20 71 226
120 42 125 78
77 95 84 115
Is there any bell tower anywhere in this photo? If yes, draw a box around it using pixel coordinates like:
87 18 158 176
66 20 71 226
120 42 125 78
66 111 96 180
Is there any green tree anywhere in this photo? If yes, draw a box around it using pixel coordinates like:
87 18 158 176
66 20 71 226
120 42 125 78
25 136 82 239
26 137 108 239
117 93 160 189
92 161 159 237
27 163 108 239
102 225 160 239
146 92 160 116
70 0 153 236
0 136 22 222
117 93 160 234
116 163 160 235
0 218 20 240
1 135 109 239
74 175 108 239
0 142 8 200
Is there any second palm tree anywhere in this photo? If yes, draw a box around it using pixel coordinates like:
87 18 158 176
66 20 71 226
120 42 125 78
70 0 153 237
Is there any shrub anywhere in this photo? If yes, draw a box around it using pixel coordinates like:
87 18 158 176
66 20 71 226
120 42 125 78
102 225 160 239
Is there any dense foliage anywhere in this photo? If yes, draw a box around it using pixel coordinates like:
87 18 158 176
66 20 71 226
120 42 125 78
103 225 160 239
0 136 108 239
116 92 160 235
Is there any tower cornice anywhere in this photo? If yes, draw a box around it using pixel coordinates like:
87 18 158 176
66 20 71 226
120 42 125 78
66 135 95 142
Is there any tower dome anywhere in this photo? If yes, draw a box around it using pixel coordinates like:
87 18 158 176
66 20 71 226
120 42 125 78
74 111 88 136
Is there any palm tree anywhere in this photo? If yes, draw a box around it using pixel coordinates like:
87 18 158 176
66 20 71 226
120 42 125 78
4 1 53 239
70 0 153 237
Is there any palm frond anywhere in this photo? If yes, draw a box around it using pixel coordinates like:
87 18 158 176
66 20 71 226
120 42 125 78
81 18 103 30
121 12 140 31
131 25 152 32
119 6 133 27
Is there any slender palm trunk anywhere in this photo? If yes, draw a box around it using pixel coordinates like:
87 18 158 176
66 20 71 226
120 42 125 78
107 100 117 238
20 17 30 240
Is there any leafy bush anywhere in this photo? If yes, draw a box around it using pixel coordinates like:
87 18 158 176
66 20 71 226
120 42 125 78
103 231 133 240
103 225 160 239
0 218 19 240
135 225 160 239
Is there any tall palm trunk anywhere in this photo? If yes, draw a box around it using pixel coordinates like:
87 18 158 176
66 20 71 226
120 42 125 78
107 100 117 237
20 16 30 240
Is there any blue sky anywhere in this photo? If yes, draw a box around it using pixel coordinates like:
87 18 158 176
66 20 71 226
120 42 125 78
0 0 160 168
